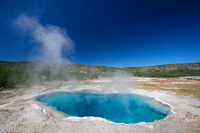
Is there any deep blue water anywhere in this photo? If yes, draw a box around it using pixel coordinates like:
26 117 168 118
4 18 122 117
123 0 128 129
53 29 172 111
37 92 171 124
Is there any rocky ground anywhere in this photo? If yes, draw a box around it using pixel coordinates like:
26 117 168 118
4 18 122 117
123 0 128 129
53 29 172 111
0 77 200 133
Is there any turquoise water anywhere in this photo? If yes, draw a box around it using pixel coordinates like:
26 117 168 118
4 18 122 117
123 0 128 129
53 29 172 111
37 92 171 124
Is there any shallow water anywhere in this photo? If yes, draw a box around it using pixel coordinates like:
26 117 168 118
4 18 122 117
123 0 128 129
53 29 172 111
37 92 170 124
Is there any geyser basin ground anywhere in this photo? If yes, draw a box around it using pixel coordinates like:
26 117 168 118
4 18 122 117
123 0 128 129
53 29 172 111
37 92 171 124
1 78 200 132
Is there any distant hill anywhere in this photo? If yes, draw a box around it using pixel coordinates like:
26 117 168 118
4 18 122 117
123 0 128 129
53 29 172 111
124 63 200 71
0 60 119 75
0 61 120 87
123 63 200 77
0 61 200 88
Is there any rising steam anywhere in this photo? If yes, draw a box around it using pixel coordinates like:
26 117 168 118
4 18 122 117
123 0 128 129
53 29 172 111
14 14 74 63
12 14 134 90
99 70 135 93
13 14 76 82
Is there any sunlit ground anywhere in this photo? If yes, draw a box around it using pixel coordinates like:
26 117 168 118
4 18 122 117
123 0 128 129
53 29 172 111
0 77 200 132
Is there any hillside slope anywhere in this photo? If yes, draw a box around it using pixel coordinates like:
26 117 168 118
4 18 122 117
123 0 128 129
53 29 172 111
123 63 200 77
0 61 200 88
0 61 120 87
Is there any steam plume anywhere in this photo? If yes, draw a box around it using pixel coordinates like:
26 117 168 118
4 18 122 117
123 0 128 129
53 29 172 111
14 14 74 63
99 70 135 93
13 14 76 82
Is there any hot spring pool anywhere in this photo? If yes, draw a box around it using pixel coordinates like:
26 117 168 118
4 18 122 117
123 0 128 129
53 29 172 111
37 92 171 124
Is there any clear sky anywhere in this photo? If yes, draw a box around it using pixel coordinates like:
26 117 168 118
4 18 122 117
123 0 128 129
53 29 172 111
0 0 200 67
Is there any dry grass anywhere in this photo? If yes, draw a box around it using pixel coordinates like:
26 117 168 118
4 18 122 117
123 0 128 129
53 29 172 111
137 78 200 98
137 82 160 89
171 84 200 98
0 92 12 96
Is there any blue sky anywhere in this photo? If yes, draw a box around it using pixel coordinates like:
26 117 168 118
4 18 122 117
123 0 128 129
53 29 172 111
0 0 200 67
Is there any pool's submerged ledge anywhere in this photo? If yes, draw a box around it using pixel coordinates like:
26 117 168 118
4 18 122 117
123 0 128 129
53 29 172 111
33 90 173 125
